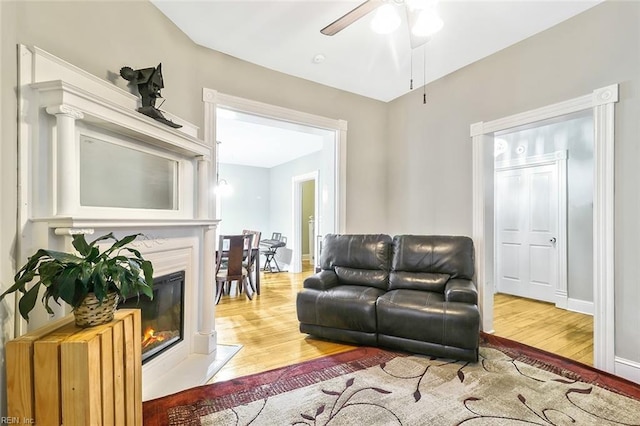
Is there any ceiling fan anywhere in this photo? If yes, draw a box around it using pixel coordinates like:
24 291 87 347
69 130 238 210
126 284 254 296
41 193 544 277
320 0 444 49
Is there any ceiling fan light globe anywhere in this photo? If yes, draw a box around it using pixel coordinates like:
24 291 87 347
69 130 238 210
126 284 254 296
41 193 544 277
411 8 444 37
371 4 401 34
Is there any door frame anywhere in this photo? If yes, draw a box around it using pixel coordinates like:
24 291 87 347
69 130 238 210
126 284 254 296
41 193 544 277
292 171 319 273
202 88 348 236
494 151 568 307
471 84 618 372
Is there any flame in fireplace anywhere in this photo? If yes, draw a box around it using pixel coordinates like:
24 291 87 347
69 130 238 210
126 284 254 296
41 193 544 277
142 327 167 349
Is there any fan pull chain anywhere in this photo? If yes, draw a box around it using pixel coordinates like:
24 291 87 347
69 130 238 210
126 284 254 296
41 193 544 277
410 49 414 90
423 44 427 104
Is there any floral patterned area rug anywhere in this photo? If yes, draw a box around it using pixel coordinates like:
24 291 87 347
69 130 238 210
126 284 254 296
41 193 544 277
143 334 640 425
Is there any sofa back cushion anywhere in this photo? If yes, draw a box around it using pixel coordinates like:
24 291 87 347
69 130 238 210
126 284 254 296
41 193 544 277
390 271 450 292
321 234 392 289
390 235 474 292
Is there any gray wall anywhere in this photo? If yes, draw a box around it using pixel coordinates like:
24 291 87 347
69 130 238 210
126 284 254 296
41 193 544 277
218 163 271 237
219 154 319 267
269 152 322 265
386 1 640 360
497 114 594 303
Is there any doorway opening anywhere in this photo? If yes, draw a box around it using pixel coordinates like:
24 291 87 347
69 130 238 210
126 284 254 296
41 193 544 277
292 171 319 273
493 112 595 364
471 84 618 372
494 110 594 314
203 89 347 275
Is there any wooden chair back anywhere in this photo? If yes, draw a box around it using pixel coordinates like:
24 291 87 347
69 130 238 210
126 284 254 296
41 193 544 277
242 229 262 250
216 234 252 279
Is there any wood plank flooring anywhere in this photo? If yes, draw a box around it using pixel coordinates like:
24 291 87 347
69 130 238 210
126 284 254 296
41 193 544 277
493 293 593 366
211 264 594 384
210 262 355 383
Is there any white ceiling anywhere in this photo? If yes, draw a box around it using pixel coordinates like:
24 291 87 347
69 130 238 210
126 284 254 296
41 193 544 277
152 0 602 102
152 0 602 167
216 108 327 168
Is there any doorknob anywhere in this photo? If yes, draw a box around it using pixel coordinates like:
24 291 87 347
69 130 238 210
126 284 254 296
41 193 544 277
550 237 557 244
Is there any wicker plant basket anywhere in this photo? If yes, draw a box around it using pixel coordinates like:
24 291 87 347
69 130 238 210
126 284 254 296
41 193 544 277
74 292 120 328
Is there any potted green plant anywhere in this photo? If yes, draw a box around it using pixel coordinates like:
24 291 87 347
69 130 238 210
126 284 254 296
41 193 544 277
0 232 153 327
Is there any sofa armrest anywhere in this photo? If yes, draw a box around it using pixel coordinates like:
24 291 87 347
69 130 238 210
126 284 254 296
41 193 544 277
445 278 478 304
303 270 340 291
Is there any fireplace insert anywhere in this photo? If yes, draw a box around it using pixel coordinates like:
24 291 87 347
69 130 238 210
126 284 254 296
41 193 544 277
118 270 185 364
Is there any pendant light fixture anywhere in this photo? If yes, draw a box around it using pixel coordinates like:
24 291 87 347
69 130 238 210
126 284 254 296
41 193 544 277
215 140 232 196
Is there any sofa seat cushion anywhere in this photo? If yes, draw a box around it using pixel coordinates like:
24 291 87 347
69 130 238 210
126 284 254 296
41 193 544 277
377 289 480 350
297 285 387 333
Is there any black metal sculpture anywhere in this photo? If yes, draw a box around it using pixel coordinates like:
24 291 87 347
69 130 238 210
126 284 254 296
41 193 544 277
120 63 182 129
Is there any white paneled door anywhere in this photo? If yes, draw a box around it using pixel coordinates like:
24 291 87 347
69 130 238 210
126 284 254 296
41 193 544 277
496 164 560 303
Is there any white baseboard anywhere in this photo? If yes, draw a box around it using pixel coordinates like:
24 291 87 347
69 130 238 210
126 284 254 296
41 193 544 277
302 254 311 261
566 298 594 316
615 357 640 385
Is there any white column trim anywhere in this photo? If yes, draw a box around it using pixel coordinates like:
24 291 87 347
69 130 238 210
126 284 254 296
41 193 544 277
337 120 348 233
193 225 217 354
470 84 618 373
471 131 493 333
593 98 616 371
45 104 84 216
556 155 569 309
196 156 210 219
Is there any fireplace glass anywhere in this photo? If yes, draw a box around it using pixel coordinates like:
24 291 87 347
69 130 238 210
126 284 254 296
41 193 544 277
118 270 185 364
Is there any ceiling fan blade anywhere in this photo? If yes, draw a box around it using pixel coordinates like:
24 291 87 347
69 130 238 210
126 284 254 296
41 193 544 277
321 0 384 36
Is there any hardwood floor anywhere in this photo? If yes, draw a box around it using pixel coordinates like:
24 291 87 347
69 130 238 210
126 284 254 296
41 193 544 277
210 264 595 384
493 293 594 366
209 261 355 383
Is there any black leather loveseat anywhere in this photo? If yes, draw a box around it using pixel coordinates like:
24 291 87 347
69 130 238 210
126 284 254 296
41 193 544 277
296 234 481 361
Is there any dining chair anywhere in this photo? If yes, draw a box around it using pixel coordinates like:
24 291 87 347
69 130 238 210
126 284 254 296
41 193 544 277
242 229 262 293
215 234 253 304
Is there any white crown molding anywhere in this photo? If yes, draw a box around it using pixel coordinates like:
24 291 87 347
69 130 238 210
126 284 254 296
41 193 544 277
45 104 84 120
33 80 210 159
473 85 619 138
204 88 348 132
593 85 619 106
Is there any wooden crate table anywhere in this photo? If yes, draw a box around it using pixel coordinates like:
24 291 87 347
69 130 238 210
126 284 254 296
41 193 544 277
6 309 142 426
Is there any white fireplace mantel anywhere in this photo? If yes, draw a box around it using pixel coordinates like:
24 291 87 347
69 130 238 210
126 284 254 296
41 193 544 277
43 218 220 236
31 80 210 158
18 45 226 400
